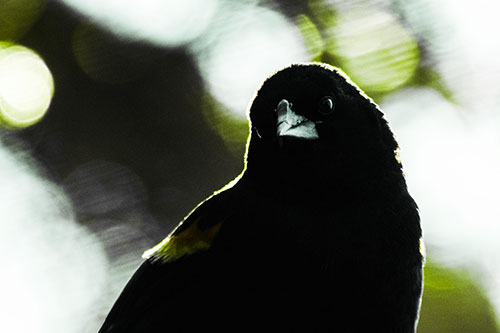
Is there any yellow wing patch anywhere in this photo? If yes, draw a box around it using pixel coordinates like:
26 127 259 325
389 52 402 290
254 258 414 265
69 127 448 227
419 237 426 264
394 147 402 164
143 218 222 263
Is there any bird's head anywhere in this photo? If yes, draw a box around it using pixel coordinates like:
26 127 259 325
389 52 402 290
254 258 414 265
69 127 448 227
245 63 402 193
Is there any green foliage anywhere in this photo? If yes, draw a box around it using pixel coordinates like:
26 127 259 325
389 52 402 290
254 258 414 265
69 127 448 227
0 0 45 41
201 92 249 156
295 14 324 62
418 261 500 332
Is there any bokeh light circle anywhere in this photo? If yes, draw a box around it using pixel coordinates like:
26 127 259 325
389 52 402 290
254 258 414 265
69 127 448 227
72 24 161 84
61 0 219 47
193 5 309 118
0 44 54 129
0 141 108 333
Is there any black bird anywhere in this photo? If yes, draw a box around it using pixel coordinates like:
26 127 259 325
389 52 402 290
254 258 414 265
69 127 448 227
98 63 424 332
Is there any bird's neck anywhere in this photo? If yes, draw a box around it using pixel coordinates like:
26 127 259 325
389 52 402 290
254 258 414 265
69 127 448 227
244 157 407 207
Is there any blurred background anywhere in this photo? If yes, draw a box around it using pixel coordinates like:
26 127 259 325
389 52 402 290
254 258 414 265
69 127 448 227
0 0 499 331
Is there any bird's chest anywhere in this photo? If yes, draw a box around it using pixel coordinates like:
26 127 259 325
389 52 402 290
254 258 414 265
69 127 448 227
241 193 337 269
241 192 385 276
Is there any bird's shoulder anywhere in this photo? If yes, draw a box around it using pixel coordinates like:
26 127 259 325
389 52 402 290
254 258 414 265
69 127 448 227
98 175 251 332
143 174 248 264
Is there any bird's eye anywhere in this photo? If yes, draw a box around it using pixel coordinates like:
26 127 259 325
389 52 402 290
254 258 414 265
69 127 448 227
318 96 335 115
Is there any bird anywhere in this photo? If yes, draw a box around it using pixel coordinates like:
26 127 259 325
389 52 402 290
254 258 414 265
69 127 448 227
98 62 424 332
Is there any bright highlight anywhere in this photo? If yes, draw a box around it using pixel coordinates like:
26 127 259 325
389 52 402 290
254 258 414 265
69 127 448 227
0 44 54 129
0 140 108 333
193 5 308 118
61 0 218 47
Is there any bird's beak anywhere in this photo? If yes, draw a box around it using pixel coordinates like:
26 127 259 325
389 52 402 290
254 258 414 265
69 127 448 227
276 99 319 139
